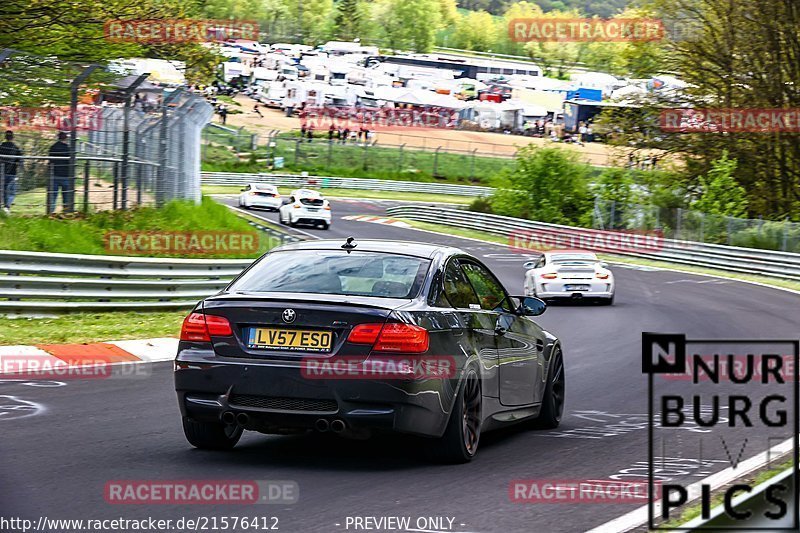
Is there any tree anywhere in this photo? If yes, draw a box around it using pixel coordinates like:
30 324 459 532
490 146 592 224
453 11 499 52
372 0 446 52
691 152 748 217
334 0 364 40
285 0 334 44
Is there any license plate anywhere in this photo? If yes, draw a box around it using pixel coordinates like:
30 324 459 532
247 328 332 352
565 284 590 291
307 208 320 212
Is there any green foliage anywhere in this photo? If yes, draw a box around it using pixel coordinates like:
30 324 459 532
0 197 265 257
490 145 592 224
691 152 748 218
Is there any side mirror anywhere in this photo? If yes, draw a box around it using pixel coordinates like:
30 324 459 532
516 296 546 316
281 197 292 205
240 188 247 192
599 262 609 269
523 260 537 270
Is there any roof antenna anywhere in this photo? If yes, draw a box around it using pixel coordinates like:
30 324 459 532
341 236 357 253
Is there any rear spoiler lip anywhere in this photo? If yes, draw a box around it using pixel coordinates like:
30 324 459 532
203 292 417 311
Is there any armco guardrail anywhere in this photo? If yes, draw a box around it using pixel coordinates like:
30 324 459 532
0 251 253 313
201 172 493 197
385 205 800 281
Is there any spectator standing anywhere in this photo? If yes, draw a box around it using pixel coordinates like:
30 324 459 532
47 131 73 214
0 130 22 214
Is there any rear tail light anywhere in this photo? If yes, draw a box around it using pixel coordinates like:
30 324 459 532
347 322 429 353
541 273 558 279
180 313 232 342
596 273 609 279
324 205 331 210
293 203 301 208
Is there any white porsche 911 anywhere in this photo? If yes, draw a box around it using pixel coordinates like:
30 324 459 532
523 251 615 305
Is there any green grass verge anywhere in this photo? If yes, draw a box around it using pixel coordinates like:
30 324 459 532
0 311 186 345
0 196 271 258
398 219 800 292
203 185 475 205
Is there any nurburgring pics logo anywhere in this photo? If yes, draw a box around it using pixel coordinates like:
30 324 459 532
660 109 800 133
105 480 298 505
0 106 102 131
104 19 259 44
104 231 262 256
642 333 799 530
509 18 665 42
509 227 663 255
300 356 456 380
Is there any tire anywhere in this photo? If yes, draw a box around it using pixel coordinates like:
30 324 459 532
435 367 482 464
531 347 565 429
182 417 242 450
322 222 330 230
600 294 614 306
279 213 287 225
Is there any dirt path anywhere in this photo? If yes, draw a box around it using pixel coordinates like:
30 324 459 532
222 94 670 168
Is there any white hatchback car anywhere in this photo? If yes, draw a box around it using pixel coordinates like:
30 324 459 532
523 251 615 305
238 183 282 211
278 189 332 229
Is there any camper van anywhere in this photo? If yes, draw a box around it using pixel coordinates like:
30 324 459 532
257 82 288 107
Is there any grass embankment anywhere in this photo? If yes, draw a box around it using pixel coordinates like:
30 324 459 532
0 196 270 258
0 311 187 345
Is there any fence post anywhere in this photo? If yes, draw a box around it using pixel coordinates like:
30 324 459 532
609 200 616 230
675 207 682 240
699 213 705 242
726 216 733 245
398 144 405 172
470 149 477 180
120 74 148 211
69 64 99 213
782 218 789 251
83 160 90 213
433 146 442 177
294 139 300 166
362 142 369 171
327 140 333 168
112 161 119 210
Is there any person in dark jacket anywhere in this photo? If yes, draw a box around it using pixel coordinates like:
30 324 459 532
47 131 73 213
0 130 22 213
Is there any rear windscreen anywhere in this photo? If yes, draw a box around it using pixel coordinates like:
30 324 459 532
228 251 430 298
299 198 324 206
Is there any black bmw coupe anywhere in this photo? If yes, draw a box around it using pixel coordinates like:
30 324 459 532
175 238 565 463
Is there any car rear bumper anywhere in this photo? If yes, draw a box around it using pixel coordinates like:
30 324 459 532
290 212 331 224
174 350 458 438
529 280 614 299
244 198 281 209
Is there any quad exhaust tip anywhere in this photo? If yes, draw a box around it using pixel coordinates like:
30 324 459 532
330 419 346 433
221 411 236 424
236 412 250 426
315 419 330 432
